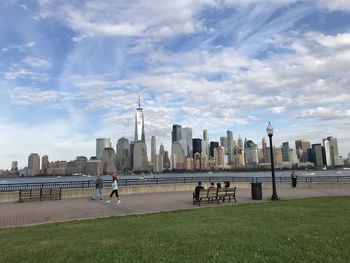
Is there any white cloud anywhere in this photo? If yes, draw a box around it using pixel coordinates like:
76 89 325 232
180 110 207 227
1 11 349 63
7 86 60 106
22 56 51 69
297 107 350 120
37 0 215 39
316 0 350 12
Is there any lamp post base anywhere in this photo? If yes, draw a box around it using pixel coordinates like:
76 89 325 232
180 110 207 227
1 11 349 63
271 194 279 201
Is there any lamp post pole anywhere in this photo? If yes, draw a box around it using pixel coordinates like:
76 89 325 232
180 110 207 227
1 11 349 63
267 122 279 201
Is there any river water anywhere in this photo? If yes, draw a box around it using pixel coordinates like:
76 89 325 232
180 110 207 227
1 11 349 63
1 170 349 184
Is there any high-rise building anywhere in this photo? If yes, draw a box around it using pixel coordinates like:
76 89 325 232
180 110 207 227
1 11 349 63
180 127 193 156
134 96 146 143
171 142 184 169
192 138 202 157
295 139 311 162
227 130 233 165
172 124 182 143
214 146 225 167
311 144 324 167
133 141 148 171
282 142 290 162
116 137 130 172
133 97 148 171
28 153 40 176
262 137 269 162
102 147 116 174
202 129 209 157
245 140 258 166
220 137 228 154
41 155 49 175
210 141 219 157
96 138 111 161
11 161 18 171
323 136 343 166
151 136 157 171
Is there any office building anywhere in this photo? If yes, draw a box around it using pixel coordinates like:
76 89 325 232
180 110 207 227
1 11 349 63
210 141 219 157
245 140 258 166
116 137 130 172
28 153 40 176
192 138 202 157
86 159 102 176
202 129 209 157
11 161 18 171
323 136 343 166
295 139 311 162
133 141 148 172
214 146 225 167
181 127 193 156
134 96 145 143
311 144 324 167
172 124 182 143
102 147 116 175
220 137 227 154
96 138 111 161
227 130 233 165
282 142 290 162
41 155 49 175
151 136 157 171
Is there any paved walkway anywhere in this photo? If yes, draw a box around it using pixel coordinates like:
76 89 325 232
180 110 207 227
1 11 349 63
0 187 349 228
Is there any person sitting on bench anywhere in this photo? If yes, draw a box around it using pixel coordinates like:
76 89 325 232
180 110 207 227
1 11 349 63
194 181 204 201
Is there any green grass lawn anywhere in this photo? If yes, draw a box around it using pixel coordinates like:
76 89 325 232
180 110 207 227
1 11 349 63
1 197 349 263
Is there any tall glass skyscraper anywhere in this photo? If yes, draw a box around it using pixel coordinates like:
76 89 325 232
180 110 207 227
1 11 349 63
134 96 145 143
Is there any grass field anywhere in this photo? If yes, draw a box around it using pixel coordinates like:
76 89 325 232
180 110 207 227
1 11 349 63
0 197 349 263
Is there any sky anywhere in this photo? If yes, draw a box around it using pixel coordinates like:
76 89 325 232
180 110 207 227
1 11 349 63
1 0 350 169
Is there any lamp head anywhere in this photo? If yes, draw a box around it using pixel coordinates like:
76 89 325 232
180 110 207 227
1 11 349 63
266 121 274 136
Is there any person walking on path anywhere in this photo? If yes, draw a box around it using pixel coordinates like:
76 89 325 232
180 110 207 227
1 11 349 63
291 170 298 188
92 175 104 200
106 174 121 204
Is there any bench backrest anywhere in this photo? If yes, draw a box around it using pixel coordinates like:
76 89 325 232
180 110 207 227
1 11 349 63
225 187 236 195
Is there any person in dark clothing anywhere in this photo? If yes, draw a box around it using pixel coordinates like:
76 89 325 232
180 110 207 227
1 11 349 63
92 175 104 200
217 182 222 189
224 181 230 188
194 181 204 201
291 170 298 188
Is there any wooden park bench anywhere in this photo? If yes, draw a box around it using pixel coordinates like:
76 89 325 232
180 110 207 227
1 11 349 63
193 187 237 206
19 188 62 202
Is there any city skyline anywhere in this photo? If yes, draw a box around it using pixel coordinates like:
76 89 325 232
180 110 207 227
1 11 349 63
1 1 350 169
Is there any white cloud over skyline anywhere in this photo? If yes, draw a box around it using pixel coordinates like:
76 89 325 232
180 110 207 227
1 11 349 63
0 0 350 169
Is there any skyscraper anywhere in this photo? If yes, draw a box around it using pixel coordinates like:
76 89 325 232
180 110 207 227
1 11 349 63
192 138 202 157
281 142 290 162
210 141 219 157
28 153 40 176
295 139 311 162
96 138 111 161
227 130 233 165
116 137 130 171
102 147 116 174
134 96 145 143
151 136 157 171
172 124 182 143
202 129 209 157
311 144 324 167
42 155 49 175
220 137 228 154
180 127 193 156
133 97 148 171
323 136 343 166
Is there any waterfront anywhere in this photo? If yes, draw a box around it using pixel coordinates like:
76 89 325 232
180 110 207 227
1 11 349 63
1 170 349 185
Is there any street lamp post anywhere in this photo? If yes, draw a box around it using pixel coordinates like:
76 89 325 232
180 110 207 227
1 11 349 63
267 122 279 201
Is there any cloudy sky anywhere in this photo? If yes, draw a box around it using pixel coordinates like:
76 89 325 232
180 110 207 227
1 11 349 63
1 0 350 169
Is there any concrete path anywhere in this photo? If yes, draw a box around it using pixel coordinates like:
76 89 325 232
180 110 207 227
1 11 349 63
0 187 349 228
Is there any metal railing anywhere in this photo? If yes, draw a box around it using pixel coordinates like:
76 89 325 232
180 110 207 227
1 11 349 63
0 175 349 192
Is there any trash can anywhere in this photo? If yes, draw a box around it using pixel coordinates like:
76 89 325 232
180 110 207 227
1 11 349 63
251 182 262 200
